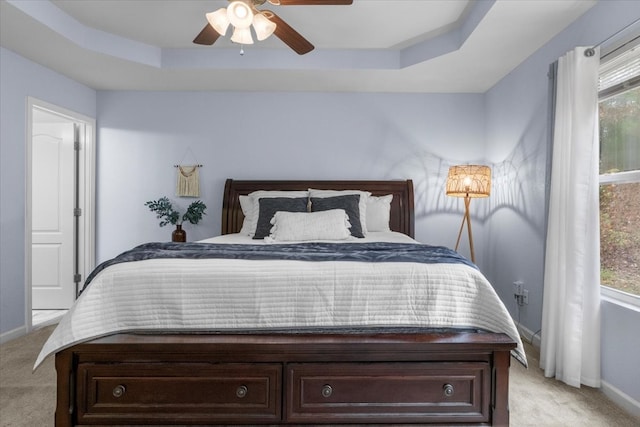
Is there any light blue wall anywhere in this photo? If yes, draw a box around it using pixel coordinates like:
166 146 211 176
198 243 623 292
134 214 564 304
601 299 640 402
0 47 96 335
484 0 640 403
96 91 484 261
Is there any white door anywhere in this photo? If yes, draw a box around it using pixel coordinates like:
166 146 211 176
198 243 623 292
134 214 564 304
32 122 76 309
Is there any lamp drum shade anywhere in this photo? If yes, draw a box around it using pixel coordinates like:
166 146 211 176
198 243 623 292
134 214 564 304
446 165 491 198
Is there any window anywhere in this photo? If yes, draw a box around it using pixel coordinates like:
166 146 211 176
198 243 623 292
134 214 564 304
598 40 640 303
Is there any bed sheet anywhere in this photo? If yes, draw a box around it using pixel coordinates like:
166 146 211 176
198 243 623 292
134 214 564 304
35 233 526 367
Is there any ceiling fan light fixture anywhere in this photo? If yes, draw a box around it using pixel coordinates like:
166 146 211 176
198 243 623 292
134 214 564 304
196 0 352 55
231 26 254 45
206 9 230 36
252 13 277 41
227 1 254 29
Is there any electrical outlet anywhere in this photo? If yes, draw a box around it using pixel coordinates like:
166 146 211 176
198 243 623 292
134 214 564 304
513 281 524 295
514 288 529 306
513 281 529 306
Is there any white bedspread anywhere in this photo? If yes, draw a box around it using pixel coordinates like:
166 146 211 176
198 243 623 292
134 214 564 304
35 233 526 367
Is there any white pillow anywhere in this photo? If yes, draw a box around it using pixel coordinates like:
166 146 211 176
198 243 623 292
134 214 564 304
366 194 393 232
267 209 351 242
308 189 370 235
238 195 253 235
239 190 309 236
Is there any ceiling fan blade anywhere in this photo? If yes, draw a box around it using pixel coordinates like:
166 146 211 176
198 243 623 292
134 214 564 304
193 24 221 45
266 11 314 55
276 0 353 4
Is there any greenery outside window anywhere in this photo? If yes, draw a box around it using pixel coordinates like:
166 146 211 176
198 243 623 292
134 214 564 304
598 39 640 305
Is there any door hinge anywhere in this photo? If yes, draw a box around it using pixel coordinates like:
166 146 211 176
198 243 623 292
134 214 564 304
74 140 81 151
73 208 82 216
74 274 82 284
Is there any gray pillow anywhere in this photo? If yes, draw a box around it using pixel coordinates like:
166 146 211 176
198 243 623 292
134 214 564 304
253 197 309 239
311 195 364 238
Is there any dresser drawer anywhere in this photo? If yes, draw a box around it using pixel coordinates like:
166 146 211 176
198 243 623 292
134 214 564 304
76 363 281 424
286 362 490 424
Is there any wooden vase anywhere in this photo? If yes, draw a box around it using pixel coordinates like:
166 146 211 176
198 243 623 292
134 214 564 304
172 224 186 242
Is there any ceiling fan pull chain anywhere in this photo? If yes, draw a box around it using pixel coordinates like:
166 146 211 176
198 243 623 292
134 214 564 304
240 45 245 56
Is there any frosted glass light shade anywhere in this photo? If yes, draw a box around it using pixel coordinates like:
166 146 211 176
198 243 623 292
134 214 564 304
446 165 491 198
252 13 276 41
206 9 230 35
227 1 254 29
231 27 254 44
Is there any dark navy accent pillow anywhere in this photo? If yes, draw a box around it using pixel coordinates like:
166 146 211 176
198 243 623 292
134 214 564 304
253 197 309 239
311 195 364 238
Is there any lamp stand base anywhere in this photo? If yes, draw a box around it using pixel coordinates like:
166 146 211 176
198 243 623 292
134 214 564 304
454 196 476 264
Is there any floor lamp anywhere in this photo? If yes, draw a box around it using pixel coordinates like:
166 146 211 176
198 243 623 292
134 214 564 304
446 165 491 264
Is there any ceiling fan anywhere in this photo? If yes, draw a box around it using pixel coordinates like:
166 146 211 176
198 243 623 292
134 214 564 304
193 0 353 55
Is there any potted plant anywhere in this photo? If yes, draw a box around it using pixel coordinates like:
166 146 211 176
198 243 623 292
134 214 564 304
145 197 207 242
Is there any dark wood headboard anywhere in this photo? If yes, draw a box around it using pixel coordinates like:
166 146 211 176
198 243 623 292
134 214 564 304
222 179 415 238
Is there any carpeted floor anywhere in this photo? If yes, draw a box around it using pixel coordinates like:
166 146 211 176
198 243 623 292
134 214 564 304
509 341 639 426
1 326 57 426
1 326 639 426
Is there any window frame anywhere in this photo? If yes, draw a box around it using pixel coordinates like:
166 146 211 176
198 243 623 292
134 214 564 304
599 170 640 185
598 37 640 308
601 286 640 308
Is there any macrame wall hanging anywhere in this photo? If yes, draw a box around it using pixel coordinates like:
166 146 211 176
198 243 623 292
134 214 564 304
174 148 202 197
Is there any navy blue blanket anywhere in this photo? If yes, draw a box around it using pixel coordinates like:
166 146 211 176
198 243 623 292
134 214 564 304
82 242 475 293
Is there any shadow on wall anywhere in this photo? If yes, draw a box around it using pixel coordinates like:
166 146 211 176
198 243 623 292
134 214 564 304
392 136 547 236
388 152 455 220
387 144 547 231
485 133 549 234
485 94 551 239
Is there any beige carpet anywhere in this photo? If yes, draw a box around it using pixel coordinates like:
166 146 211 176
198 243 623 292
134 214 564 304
1 326 639 426
510 342 639 426
1 326 56 427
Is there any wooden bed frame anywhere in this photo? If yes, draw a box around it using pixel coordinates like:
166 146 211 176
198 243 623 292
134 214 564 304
54 179 516 426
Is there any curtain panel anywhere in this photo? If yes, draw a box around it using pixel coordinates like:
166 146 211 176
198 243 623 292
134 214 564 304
540 46 601 388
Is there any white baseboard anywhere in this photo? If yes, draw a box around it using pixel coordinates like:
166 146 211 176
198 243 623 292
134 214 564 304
601 380 640 418
515 323 541 349
0 325 27 345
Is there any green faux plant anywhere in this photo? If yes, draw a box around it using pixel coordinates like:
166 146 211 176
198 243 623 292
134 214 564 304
145 197 207 227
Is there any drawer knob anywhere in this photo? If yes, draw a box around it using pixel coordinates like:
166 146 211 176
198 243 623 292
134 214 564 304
321 384 333 398
236 385 248 398
112 385 126 398
443 383 454 397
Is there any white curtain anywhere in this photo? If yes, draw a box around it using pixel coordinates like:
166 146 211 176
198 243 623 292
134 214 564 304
540 47 601 388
